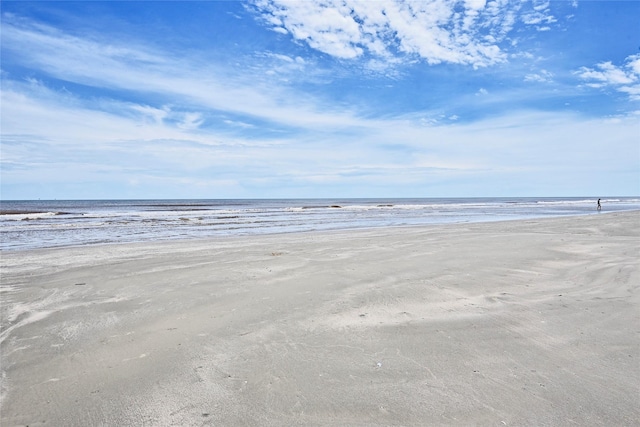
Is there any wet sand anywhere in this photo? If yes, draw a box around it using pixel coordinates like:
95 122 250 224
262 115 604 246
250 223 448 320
1 212 638 426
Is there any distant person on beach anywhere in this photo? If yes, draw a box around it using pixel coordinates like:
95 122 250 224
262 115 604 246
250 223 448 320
597 199 601 211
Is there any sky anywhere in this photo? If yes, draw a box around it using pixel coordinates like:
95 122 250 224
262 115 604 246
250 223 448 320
1 0 639 200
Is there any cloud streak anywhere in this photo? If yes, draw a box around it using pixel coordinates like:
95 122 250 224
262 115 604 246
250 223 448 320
0 15 366 132
4 71 637 198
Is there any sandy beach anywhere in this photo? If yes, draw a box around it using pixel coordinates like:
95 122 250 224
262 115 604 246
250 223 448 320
1 211 638 426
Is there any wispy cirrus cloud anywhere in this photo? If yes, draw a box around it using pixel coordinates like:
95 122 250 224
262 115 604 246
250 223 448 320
0 14 365 132
250 0 559 68
6 65 636 198
524 69 553 83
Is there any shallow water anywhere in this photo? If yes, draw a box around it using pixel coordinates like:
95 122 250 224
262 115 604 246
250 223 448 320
1 197 638 250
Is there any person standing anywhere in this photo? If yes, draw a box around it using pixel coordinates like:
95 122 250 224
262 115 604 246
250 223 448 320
597 198 601 211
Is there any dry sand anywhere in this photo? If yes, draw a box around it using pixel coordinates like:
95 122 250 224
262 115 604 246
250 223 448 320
1 212 638 426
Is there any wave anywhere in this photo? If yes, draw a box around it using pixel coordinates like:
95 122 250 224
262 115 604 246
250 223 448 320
535 199 597 205
2 197 639 251
0 211 61 221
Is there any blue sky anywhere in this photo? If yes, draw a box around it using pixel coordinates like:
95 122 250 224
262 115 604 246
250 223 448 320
1 0 639 200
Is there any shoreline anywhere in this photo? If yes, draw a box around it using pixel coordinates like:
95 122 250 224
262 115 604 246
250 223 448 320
1 211 639 425
2 209 636 254
3 196 639 252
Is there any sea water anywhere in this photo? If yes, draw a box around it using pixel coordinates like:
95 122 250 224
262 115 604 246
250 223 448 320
1 197 638 251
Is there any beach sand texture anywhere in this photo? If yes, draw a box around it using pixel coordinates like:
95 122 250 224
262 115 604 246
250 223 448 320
1 212 638 426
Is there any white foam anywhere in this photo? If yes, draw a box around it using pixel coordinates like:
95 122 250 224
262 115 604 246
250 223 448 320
1 212 58 221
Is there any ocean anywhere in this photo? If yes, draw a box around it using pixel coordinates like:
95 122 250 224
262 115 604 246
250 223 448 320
1 197 638 251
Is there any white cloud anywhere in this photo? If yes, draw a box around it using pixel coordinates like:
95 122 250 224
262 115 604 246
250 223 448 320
3 74 638 198
252 0 556 68
0 16 370 131
259 52 308 78
1 7 636 198
521 0 556 29
0 81 214 148
177 112 204 130
131 105 170 124
576 54 640 100
251 0 563 69
223 119 255 129
524 69 553 83
627 55 640 76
